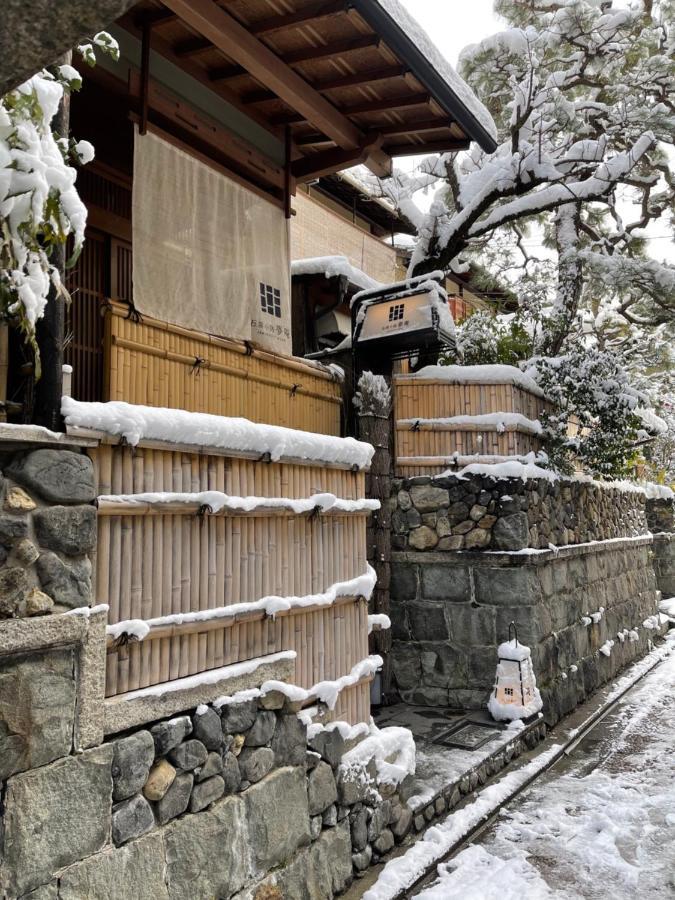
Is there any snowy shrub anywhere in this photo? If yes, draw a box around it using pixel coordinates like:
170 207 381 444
532 346 642 477
0 34 118 373
441 311 532 366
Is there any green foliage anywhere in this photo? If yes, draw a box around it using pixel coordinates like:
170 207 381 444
532 346 642 477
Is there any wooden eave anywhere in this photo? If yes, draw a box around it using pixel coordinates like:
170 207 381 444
118 0 490 185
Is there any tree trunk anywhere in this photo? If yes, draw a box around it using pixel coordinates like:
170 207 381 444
357 376 393 701
540 202 584 357
33 52 71 431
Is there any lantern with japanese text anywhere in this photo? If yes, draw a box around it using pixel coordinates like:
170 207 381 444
488 623 543 722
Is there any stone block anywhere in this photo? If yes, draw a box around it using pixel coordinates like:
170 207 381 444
350 806 368 851
58 833 169 900
112 793 155 846
410 485 449 512
156 772 194 826
245 766 311 871
474 566 542 606
168 738 208 770
239 820 352 900
14 537 39 565
373 828 395 854
33 505 97 557
1 744 112 896
191 706 222 750
238 746 274 783
143 759 176 801
165 794 248 899
308 723 345 769
8 450 95 505
221 751 242 795
391 806 413 839
322 803 338 827
448 604 496 646
0 648 76 780
220 698 258 734
408 601 449 642
390 562 418 601
492 513 530 551
409 526 438 550
24 588 53 617
391 642 422 691
189 774 225 812
245 709 276 746
438 535 465 551
112 729 155 801
337 767 369 806
35 552 91 609
4 486 36 512
0 514 29 548
0 565 30 617
465 528 491 550
421 564 470 602
447 501 470 523
151 716 192 755
352 845 373 872
308 760 338 814
195 750 223 782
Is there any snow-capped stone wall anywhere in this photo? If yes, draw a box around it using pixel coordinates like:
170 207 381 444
390 535 663 725
391 472 648 553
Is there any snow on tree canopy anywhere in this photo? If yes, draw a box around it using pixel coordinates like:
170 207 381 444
62 397 375 469
373 0 497 146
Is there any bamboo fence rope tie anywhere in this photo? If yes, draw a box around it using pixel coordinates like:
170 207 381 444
111 336 342 408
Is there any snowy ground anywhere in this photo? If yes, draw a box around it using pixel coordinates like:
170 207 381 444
416 645 675 899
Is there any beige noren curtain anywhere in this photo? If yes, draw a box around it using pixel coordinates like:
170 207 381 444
132 128 292 355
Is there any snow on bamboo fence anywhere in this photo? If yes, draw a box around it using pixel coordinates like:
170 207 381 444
64 398 376 725
103 301 343 436
394 365 554 476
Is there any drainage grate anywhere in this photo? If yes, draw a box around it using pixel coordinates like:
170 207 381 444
433 721 503 750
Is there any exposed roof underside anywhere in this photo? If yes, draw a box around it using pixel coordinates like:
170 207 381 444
316 171 417 236
119 0 497 185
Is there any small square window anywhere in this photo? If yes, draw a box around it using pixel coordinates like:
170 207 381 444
504 687 514 697
388 303 405 322
260 283 282 318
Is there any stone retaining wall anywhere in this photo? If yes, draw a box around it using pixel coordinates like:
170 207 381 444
0 681 413 898
646 496 674 534
392 473 647 553
653 533 675 600
390 536 662 725
0 446 96 619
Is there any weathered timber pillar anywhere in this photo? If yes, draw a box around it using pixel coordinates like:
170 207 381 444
33 52 71 431
356 372 393 700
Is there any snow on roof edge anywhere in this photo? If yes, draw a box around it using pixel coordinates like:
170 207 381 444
371 0 498 147
291 256 382 293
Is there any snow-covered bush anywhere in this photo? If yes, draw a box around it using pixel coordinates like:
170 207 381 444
0 34 118 373
531 346 642 477
441 311 532 366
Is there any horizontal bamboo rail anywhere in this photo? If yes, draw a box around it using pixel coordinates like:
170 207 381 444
96 499 375 518
104 301 343 435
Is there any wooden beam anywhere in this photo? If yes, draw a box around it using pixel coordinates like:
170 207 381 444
250 0 349 37
341 92 430 116
283 34 381 65
292 135 389 181
242 65 409 105
207 35 381 83
173 0 350 58
378 117 456 137
385 138 470 156
162 0 363 150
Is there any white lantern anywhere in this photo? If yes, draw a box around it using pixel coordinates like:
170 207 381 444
488 623 543 722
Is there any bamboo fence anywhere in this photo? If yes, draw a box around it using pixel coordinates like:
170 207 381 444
394 375 554 477
103 302 343 435
92 444 372 724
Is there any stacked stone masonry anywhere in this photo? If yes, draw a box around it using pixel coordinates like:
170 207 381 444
0 447 96 620
0 687 415 899
391 536 662 724
391 473 648 553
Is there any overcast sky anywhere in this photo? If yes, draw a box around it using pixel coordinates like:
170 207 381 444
400 0 502 66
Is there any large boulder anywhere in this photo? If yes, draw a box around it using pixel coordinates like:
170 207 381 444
7 450 95 505
492 512 530 551
58 833 169 900
33 505 97 556
111 730 155 801
245 767 311 871
36 552 91 609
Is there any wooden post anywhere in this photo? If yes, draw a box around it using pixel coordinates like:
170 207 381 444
356 372 393 700
33 51 71 431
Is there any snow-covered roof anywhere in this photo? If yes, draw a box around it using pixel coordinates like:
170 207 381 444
370 0 498 150
291 256 382 293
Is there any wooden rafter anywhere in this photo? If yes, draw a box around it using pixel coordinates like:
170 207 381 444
241 65 409 105
172 0 351 58
340 92 430 116
161 0 393 176
292 134 391 181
